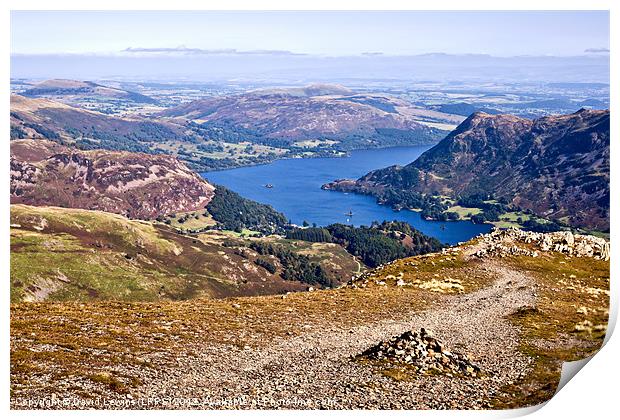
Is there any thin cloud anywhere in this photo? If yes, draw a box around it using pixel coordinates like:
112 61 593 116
122 46 306 56
584 48 610 53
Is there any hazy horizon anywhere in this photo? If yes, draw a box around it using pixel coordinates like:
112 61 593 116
10 53 610 84
11 10 609 56
10 10 610 83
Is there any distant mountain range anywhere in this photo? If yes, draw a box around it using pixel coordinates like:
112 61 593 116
10 84 461 171
324 109 610 231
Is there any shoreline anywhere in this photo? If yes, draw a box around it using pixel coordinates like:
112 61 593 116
198 143 437 174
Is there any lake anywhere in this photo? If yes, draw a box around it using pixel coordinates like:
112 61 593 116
203 146 491 244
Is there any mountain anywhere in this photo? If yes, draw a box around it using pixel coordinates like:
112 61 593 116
10 95 184 151
10 139 215 219
161 86 462 147
22 79 157 104
324 109 610 231
249 83 354 97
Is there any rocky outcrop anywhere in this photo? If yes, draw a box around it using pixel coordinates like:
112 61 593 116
10 140 215 219
10 157 39 196
360 328 481 377
347 227 609 292
472 228 609 261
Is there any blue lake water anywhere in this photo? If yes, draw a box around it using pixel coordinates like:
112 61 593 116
203 146 491 245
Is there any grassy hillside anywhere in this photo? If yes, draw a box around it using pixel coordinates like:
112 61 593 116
10 205 360 303
10 227 608 408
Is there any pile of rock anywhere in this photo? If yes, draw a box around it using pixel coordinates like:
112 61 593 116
360 328 481 377
474 228 609 261
474 242 539 259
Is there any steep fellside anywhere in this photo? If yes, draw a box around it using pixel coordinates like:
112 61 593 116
10 139 215 219
324 109 609 231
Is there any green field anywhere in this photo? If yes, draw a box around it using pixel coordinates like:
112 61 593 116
446 205 482 219
221 229 261 238
163 209 216 231
443 204 555 230
489 211 532 228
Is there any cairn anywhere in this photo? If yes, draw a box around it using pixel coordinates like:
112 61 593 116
360 328 481 377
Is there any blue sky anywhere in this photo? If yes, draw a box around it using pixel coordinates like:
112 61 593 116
11 10 609 56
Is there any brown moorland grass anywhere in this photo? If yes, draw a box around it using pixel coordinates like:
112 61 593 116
10 237 610 409
10 286 441 399
490 252 609 408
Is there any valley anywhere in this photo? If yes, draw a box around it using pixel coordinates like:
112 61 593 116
11 77 609 173
204 145 492 244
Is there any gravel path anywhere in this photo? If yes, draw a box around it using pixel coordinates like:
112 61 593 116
133 262 537 409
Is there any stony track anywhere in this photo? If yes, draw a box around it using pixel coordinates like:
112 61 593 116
133 262 537 409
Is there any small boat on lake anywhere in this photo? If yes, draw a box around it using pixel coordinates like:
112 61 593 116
264 184 274 189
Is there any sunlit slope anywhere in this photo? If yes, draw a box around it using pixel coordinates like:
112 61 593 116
10 205 359 302
10 227 609 408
